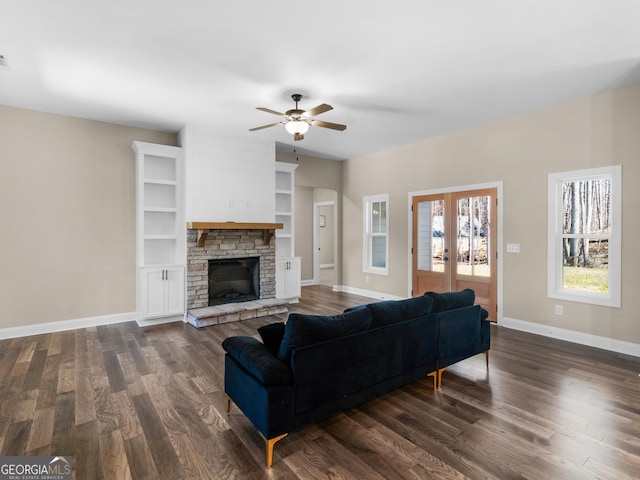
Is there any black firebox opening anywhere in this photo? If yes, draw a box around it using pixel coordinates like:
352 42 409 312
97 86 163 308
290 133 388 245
208 257 260 306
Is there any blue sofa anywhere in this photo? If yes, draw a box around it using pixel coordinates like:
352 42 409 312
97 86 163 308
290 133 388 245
222 289 490 466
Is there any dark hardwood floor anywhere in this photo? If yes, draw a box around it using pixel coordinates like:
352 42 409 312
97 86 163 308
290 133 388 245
1 285 638 479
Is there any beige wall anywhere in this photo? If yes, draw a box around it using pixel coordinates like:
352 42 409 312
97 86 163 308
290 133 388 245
342 83 640 345
0 105 176 329
295 185 314 279
316 192 336 267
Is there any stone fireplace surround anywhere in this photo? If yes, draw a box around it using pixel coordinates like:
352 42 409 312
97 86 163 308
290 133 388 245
185 227 288 327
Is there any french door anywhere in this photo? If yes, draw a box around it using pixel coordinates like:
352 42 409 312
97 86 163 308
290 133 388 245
412 188 497 321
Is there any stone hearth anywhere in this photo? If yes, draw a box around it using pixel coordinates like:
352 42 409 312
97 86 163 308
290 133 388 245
186 298 288 328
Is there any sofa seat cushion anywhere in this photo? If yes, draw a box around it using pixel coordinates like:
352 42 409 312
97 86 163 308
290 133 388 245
277 309 373 363
222 336 293 386
367 295 434 328
425 289 475 313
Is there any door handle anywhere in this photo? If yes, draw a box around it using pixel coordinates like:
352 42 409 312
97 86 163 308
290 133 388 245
443 257 449 261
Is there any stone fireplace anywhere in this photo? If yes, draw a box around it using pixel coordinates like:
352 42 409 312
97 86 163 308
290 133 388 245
186 227 277 310
185 225 288 327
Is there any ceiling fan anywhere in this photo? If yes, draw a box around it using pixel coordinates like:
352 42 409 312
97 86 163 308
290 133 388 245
249 94 347 141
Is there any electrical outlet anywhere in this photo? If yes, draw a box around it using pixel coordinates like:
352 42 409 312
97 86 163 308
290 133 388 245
365 275 370 283
555 304 563 316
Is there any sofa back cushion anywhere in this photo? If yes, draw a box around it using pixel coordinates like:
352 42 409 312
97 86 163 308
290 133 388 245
277 309 373 363
291 313 439 414
424 289 475 313
367 295 434 328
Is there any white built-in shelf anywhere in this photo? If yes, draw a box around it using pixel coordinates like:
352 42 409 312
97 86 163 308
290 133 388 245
133 141 186 322
275 161 300 302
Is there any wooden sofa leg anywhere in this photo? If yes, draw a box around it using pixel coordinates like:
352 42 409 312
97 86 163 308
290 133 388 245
485 350 489 368
428 368 447 389
437 367 446 389
427 371 438 390
226 396 231 415
262 433 288 467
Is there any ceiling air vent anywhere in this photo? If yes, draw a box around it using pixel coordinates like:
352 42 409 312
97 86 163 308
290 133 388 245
0 55 9 70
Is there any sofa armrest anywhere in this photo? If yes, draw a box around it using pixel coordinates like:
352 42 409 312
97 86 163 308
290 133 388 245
222 336 293 386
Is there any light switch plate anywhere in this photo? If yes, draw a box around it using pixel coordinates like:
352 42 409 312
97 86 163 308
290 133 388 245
506 243 520 253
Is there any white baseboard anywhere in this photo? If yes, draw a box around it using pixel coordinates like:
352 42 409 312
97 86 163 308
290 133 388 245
136 314 184 327
502 316 640 357
333 285 404 302
320 263 335 269
301 279 315 287
0 311 138 340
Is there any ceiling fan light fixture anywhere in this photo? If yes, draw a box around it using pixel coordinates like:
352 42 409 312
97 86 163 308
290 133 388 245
285 120 309 135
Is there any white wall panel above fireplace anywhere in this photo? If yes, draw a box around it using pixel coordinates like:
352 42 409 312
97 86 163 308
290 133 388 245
179 126 276 223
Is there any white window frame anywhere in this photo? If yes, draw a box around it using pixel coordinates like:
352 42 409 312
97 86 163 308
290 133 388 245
547 165 621 307
363 194 389 275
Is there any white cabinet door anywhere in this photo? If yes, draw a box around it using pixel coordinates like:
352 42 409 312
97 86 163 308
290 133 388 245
286 257 301 299
164 267 185 316
276 258 301 300
143 268 166 318
140 266 185 319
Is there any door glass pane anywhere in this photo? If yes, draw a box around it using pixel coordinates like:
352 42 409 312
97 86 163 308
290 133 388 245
457 196 490 277
417 200 445 272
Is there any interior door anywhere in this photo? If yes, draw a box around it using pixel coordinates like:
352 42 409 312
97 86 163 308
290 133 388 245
412 188 498 321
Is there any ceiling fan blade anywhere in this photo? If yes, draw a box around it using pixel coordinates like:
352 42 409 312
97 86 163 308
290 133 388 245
256 107 287 117
310 119 347 131
304 103 333 118
249 121 285 131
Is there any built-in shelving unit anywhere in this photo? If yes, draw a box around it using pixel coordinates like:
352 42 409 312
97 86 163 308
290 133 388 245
275 162 301 301
275 162 298 258
133 141 185 323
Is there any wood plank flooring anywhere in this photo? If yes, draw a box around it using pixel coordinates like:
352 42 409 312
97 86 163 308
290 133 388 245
1 285 639 479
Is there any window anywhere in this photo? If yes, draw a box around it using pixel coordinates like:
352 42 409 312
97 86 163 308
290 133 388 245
547 166 621 307
364 194 389 275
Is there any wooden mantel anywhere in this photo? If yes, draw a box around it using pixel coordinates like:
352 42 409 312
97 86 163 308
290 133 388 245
186 222 284 247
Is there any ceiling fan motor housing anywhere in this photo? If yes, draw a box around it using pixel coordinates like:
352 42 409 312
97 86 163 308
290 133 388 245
286 109 306 118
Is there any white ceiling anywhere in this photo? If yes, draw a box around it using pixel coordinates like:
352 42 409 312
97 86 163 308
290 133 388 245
2 1 640 160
